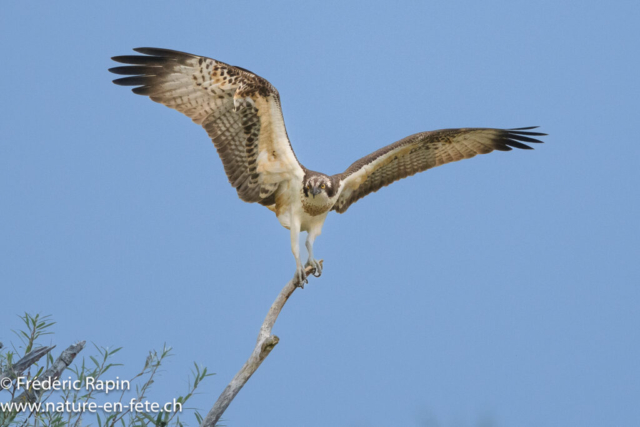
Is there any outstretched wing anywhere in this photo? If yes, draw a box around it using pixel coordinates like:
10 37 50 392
109 48 304 206
332 127 545 213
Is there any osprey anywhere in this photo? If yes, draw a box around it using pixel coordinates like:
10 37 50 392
110 48 545 287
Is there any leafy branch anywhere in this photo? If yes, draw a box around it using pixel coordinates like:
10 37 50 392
1 315 213 427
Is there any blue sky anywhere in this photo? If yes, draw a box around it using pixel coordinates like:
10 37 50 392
2 1 639 426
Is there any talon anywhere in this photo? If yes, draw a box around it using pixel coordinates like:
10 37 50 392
311 263 321 277
293 265 307 288
305 258 323 278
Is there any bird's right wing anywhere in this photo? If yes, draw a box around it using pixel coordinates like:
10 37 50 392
109 48 304 206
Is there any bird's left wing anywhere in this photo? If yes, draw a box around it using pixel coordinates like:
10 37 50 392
109 48 304 206
332 127 545 213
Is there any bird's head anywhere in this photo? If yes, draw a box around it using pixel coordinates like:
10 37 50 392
303 174 335 200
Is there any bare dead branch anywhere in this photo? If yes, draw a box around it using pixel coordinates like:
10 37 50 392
0 346 56 390
202 262 323 427
12 341 86 403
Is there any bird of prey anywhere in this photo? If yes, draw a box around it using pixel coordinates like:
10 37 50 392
110 48 545 287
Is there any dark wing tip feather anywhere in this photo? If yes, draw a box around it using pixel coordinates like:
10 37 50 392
109 65 158 75
133 47 196 58
111 55 167 65
112 76 155 86
499 127 546 150
507 126 547 136
504 139 534 150
505 133 544 144
110 49 178 92
493 144 513 151
510 131 547 136
110 49 201 97
132 86 154 95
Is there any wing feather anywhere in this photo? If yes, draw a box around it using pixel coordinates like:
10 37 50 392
109 48 304 205
332 127 545 213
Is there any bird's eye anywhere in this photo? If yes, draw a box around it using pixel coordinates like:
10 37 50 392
321 184 325 189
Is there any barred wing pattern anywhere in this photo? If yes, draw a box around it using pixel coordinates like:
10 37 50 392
333 127 545 213
110 48 303 206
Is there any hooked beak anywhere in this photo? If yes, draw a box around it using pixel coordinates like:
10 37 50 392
310 187 321 198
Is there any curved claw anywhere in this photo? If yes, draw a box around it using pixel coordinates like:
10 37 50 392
305 258 323 278
293 265 308 288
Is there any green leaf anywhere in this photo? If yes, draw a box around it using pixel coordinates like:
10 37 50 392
90 356 100 367
140 413 156 424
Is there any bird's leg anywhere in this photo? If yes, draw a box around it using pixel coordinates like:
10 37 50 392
290 218 307 288
305 229 322 277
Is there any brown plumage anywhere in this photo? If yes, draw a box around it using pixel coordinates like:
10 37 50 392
111 47 300 207
331 127 544 213
109 47 546 286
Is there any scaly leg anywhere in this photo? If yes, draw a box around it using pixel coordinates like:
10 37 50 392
290 217 307 288
305 228 323 277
